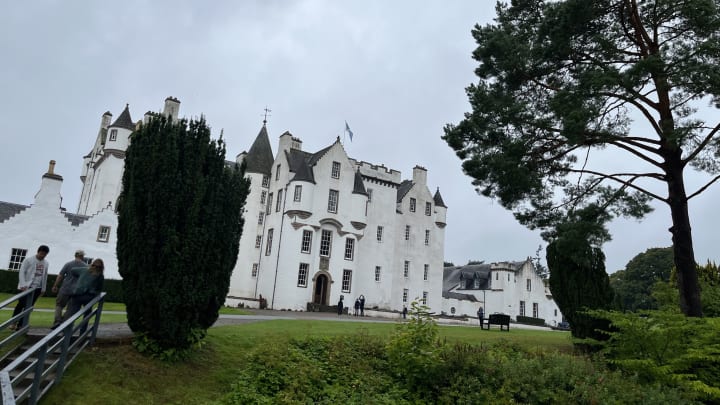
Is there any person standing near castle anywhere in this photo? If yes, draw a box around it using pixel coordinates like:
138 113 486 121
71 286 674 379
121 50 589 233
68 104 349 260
359 295 365 316
337 296 344 316
11 245 50 330
63 258 105 321
51 249 87 329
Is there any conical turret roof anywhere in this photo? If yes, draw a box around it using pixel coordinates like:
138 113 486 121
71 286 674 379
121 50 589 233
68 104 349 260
434 187 447 208
244 125 274 175
352 169 368 196
109 104 135 131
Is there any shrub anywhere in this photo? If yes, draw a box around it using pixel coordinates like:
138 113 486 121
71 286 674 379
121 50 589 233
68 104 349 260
516 315 545 326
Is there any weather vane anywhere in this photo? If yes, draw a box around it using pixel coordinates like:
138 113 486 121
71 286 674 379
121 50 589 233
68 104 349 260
262 106 272 125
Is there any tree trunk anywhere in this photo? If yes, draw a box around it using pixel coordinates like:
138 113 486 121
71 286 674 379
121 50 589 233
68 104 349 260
666 158 703 317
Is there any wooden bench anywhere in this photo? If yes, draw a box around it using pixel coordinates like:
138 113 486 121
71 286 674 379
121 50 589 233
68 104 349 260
481 314 510 331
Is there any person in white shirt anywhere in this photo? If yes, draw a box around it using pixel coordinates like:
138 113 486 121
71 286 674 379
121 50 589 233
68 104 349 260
11 245 50 330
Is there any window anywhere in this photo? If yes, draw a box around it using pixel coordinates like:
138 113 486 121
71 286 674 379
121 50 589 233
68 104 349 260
260 190 267 205
474 278 481 289
520 300 526 317
109 129 118 141
262 175 270 188
375 266 381 282
425 202 432 216
257 212 264 225
255 235 262 248
496 272 498 280
423 264 429 281
331 161 341 179
404 225 410 241
422 291 428 305
251 263 258 277
344 238 355 260
320 230 332 257
342 269 352 293
275 164 281 181
367 188 373 202
424 230 430 246
404 261 410 278
8 248 27 271
527 278 532 291
533 303 539 318
293 185 302 202
298 263 309 287
409 198 416 212
276 189 283 212
265 229 274 255
402 289 409 303
327 189 339 213
376 226 383 242
97 225 111 242
301 230 312 253
554 309 558 317
266 193 273 214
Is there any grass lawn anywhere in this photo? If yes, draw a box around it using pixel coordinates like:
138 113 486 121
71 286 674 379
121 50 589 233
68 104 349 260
40 319 572 405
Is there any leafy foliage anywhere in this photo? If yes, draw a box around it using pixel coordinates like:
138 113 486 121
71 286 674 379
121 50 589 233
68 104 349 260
590 309 720 403
653 261 720 316
117 114 249 354
610 247 674 311
443 0 720 316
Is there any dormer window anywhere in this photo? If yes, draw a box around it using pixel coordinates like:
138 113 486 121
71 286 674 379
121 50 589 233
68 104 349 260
109 129 117 142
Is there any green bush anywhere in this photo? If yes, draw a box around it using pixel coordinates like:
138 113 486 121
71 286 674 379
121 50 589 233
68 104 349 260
516 315 545 326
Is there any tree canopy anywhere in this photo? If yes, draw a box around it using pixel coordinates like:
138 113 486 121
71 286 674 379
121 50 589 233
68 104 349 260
444 0 720 316
117 115 249 356
610 247 674 311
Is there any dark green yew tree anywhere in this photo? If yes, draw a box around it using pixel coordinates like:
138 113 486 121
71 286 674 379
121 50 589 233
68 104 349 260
117 115 249 353
444 0 720 317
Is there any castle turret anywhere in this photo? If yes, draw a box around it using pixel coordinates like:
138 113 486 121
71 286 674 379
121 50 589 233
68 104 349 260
433 187 447 227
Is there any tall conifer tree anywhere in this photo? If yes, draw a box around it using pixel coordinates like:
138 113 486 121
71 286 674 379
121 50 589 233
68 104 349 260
117 114 249 353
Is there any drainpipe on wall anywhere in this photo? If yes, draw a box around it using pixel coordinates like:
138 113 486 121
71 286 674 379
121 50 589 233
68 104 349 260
270 184 289 309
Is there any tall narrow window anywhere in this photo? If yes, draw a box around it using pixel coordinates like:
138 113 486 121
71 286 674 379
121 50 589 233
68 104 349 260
423 264 429 281
8 248 27 271
320 229 332 257
301 230 312 253
260 190 267 205
275 164 281 180
402 289 409 303
327 189 339 213
404 261 410 278
425 202 432 216
251 263 258 277
265 229 274 256
255 235 262 248
276 189 283 212
424 230 430 246
298 263 309 287
257 212 264 225
409 198 416 212
367 188 373 202
331 161 341 179
519 300 526 317
422 291 428 305
375 266 381 282
342 269 352 293
533 302 539 318
404 225 410 241
266 193 273 215
344 238 355 260
262 175 270 188
376 226 384 242
109 129 118 141
293 185 302 202
527 278 532 291
97 226 111 242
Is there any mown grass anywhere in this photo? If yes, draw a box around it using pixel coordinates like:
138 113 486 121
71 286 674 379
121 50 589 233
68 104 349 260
40 320 571 405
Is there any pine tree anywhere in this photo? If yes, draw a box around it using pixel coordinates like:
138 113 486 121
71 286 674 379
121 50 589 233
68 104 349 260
117 114 249 355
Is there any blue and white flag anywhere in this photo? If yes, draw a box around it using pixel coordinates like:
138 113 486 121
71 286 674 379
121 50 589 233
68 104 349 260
345 121 354 141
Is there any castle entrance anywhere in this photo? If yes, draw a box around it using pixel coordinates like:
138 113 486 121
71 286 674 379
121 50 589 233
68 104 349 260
313 274 329 305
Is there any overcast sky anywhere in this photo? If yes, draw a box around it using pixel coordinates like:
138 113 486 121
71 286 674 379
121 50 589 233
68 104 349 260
1 1 718 272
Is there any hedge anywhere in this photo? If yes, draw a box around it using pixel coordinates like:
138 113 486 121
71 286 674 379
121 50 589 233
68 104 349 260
516 315 546 326
0 269 123 303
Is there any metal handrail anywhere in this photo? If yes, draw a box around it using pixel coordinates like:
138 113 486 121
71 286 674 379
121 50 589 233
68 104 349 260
0 292 106 405
0 289 37 350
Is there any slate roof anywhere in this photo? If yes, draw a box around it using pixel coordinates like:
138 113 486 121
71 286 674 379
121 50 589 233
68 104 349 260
244 125 274 175
0 201 29 223
396 180 413 203
286 149 316 183
63 212 90 226
433 187 447 208
443 264 492 295
352 169 368 196
109 104 135 131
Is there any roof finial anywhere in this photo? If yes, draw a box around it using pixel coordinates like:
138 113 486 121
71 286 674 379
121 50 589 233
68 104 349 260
262 106 272 125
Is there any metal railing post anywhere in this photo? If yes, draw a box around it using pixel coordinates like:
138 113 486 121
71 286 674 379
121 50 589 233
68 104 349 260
89 297 105 345
29 342 48 405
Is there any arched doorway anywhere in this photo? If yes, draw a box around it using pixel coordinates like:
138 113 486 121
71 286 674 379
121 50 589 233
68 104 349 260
313 274 329 305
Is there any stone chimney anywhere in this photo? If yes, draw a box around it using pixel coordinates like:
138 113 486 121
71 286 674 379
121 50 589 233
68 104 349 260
35 160 63 208
412 165 427 187
162 96 181 121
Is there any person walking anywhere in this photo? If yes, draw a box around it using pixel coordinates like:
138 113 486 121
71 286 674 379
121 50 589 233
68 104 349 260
402 305 408 319
11 245 50 330
359 295 365 316
354 298 360 316
477 307 485 328
63 258 105 322
337 296 344 316
51 249 87 329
